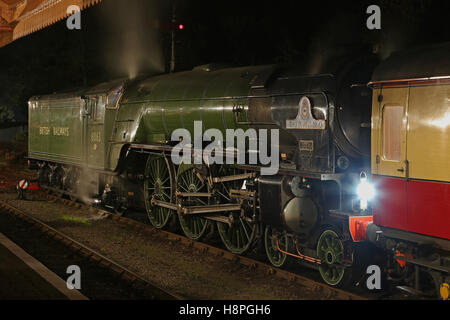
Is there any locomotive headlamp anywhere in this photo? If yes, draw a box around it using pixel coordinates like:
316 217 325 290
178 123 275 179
357 172 375 211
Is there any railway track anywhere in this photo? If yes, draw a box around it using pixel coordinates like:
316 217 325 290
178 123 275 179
1 189 368 300
0 198 180 300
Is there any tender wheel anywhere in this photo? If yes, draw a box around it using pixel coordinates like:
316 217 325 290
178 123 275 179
317 229 347 286
177 164 211 240
66 168 80 201
37 165 51 188
264 225 289 268
50 166 64 196
144 154 173 228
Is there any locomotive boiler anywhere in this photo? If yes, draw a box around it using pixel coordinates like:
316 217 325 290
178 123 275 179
28 54 379 287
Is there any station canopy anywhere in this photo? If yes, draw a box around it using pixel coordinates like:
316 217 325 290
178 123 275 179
0 0 102 48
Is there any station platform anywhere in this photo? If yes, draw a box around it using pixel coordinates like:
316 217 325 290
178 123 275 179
0 233 87 300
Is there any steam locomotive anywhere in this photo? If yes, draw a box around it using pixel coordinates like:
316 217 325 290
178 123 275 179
27 43 450 296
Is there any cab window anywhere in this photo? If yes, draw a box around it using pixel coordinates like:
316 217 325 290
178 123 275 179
382 105 403 161
106 86 124 109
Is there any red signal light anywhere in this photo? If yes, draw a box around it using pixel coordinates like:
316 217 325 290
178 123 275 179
156 21 185 31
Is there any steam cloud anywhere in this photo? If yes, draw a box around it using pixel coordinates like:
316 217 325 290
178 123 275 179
99 0 165 79
306 5 421 74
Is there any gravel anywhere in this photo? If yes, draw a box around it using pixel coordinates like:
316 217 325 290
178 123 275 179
0 162 335 300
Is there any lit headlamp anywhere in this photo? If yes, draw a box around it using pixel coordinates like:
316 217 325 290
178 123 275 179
356 171 375 211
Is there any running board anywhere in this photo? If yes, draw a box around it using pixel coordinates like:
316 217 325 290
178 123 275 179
181 204 241 215
151 199 179 211
203 214 232 226
395 256 450 274
150 199 241 215
176 192 213 198
212 173 256 183
396 286 432 297
230 189 256 201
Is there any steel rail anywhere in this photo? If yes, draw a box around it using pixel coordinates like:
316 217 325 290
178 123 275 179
0 199 181 300
30 191 367 300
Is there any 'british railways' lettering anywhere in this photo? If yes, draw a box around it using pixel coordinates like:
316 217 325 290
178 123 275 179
39 127 70 136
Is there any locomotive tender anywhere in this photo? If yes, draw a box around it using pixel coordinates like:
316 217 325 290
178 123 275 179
27 44 449 295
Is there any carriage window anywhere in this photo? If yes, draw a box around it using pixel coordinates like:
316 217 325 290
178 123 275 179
382 105 403 161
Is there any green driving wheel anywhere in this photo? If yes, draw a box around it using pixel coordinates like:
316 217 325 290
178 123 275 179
317 229 346 286
177 164 211 240
214 165 258 255
217 216 258 255
144 154 173 228
264 225 289 268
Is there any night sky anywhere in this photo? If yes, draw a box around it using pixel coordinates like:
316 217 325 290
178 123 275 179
0 0 449 120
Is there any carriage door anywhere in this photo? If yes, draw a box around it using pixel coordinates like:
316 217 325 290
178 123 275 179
86 96 106 169
372 87 409 231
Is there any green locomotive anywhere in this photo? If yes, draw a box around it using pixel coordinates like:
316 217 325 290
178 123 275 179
29 58 377 287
